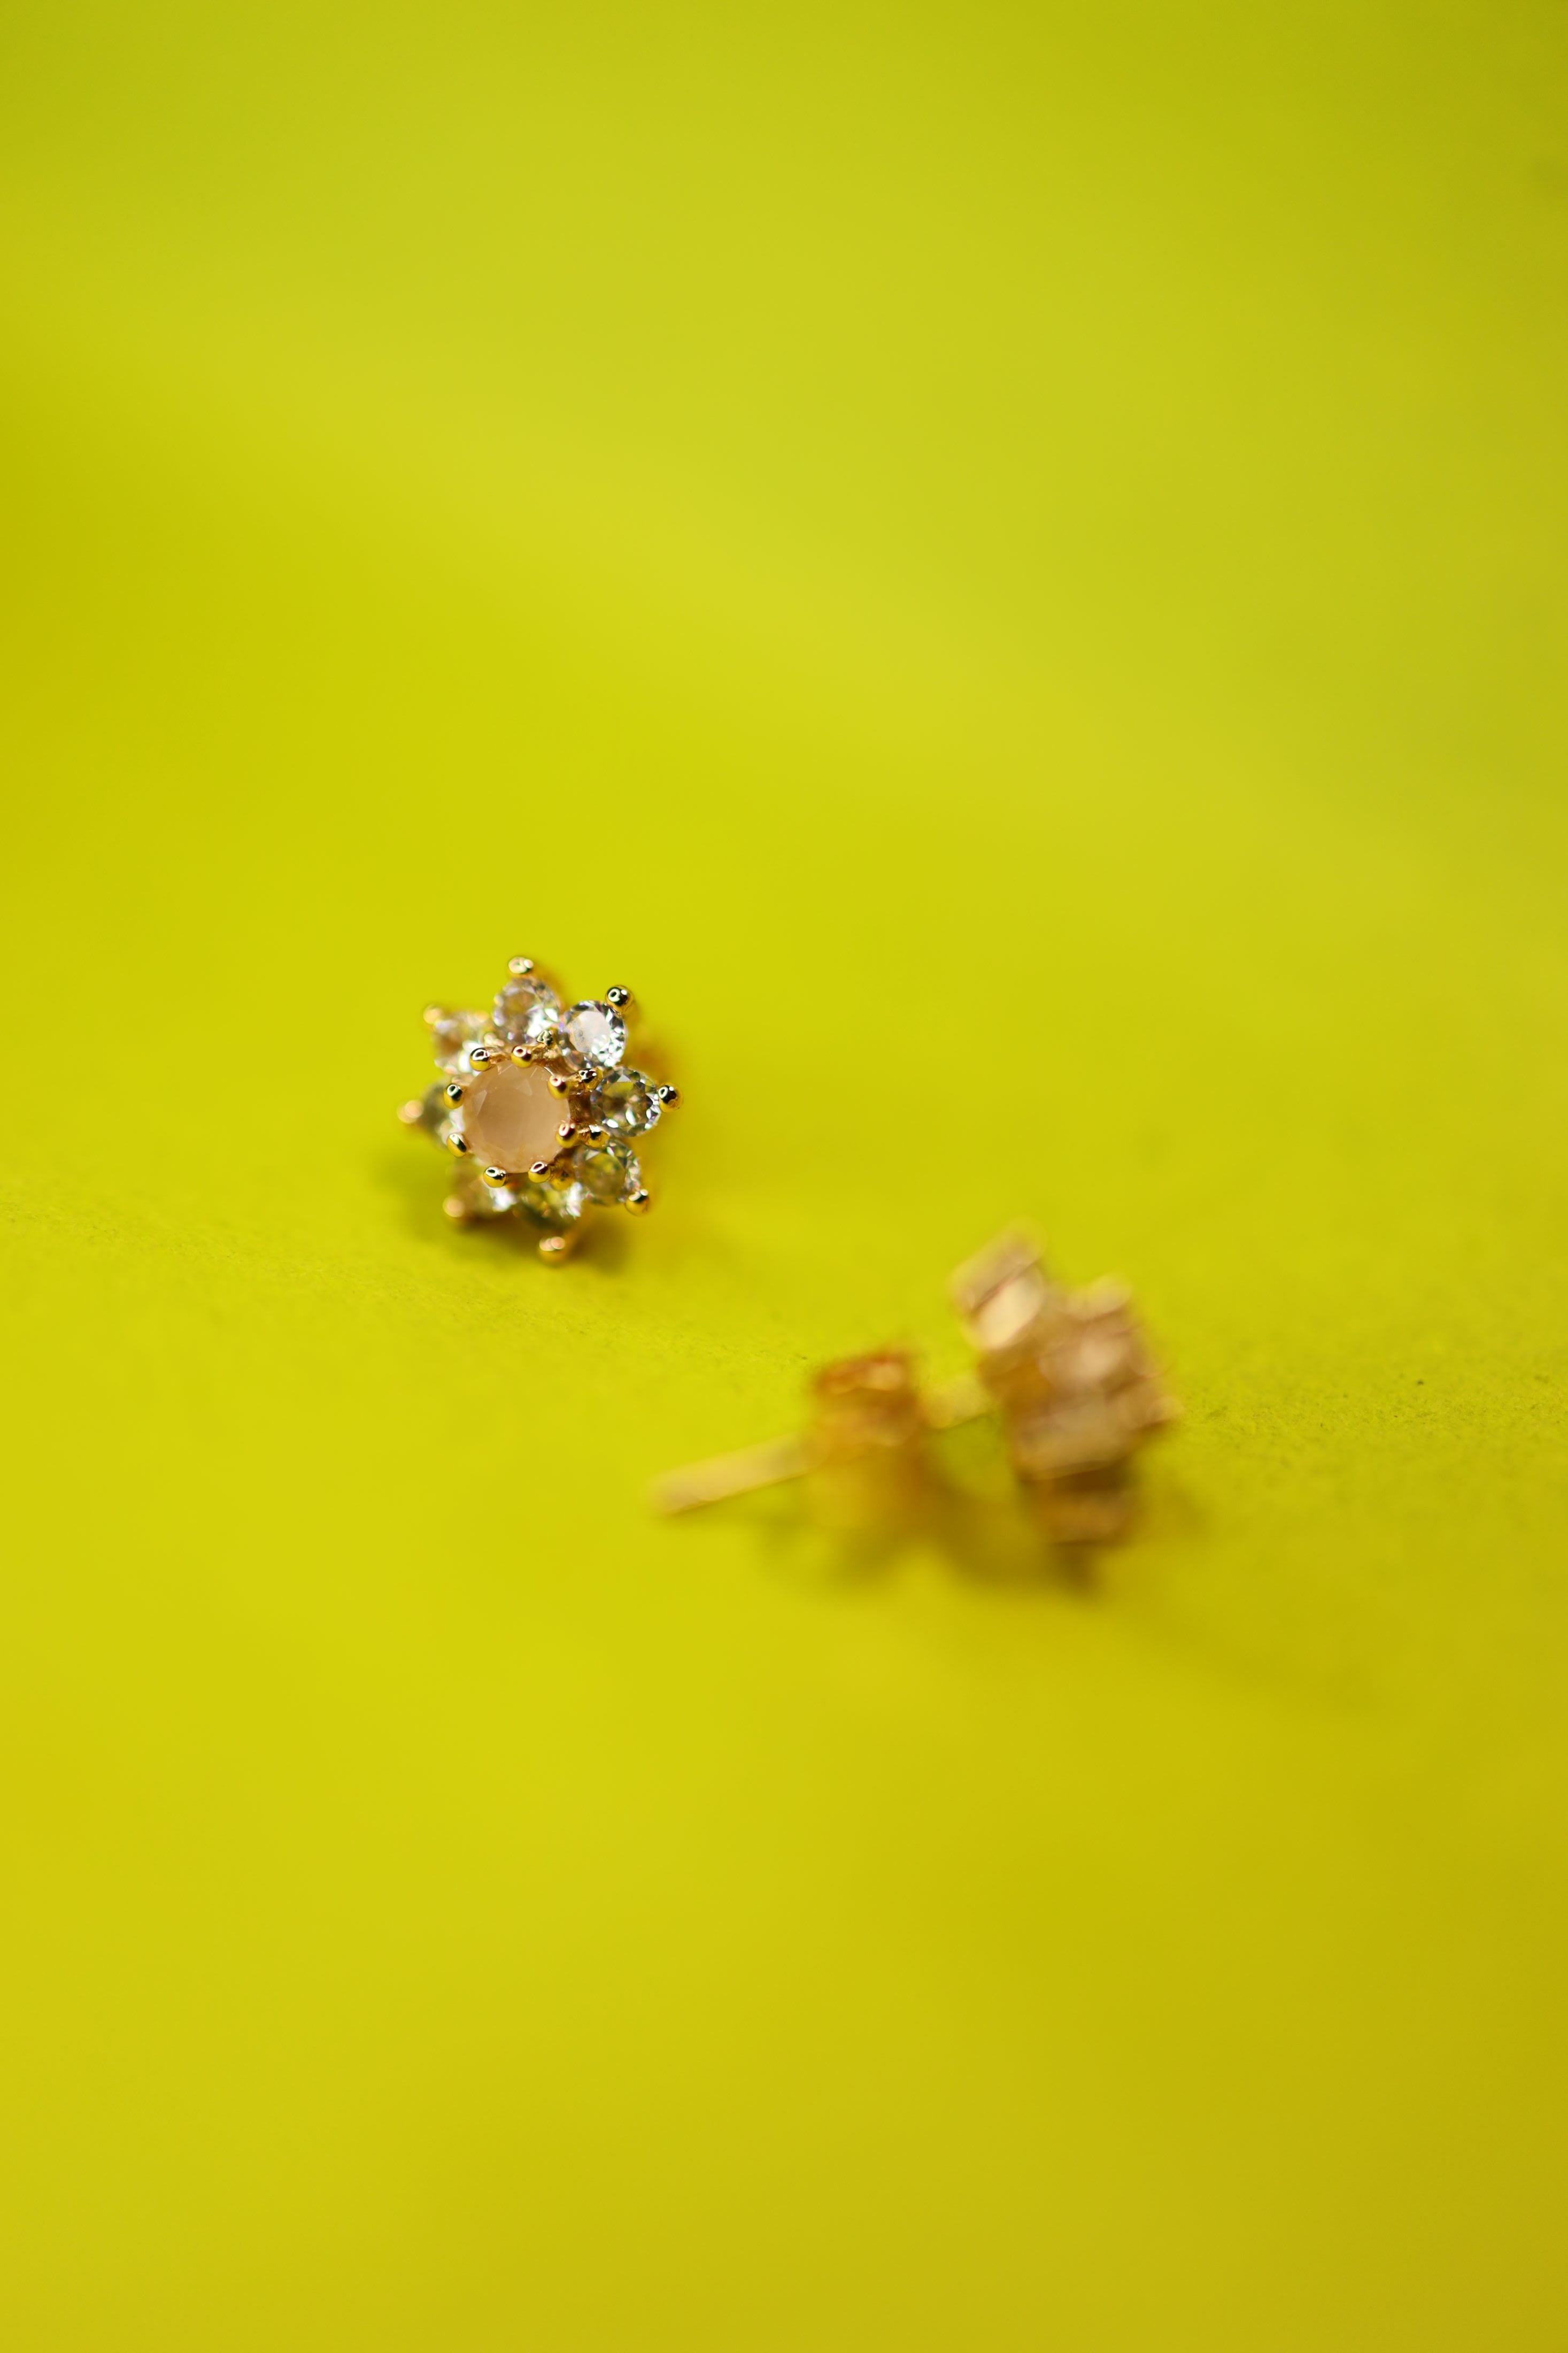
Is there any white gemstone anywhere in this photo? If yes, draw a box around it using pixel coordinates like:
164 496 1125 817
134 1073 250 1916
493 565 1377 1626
430 1009 488 1074
562 1000 627 1070
416 1085 456 1149
592 1068 661 1135
493 975 560 1045
523 1176 586 1227
576 1142 640 1203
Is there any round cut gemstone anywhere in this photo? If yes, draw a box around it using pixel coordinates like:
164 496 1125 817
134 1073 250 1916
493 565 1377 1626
446 1169 519 1220
416 1083 455 1148
430 1008 488 1075
493 974 560 1046
591 1068 662 1136
459 1059 563 1174
521 1175 586 1228
575 1142 641 1204
562 999 627 1070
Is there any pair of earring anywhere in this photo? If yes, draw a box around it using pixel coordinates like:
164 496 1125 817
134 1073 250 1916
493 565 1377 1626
654 1229 1178 1549
401 954 1177 1546
399 952 677 1262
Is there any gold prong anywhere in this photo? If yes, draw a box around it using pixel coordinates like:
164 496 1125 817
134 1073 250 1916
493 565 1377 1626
450 1134 470 1156
656 1085 680 1108
585 1123 606 1144
467 1044 495 1067
651 1434 808 1514
605 986 633 1011
483 1167 509 1185
546 1071 570 1098
507 955 535 976
626 1188 652 1215
557 1121 577 1143
444 1082 465 1104
397 1098 424 1127
530 1158 552 1177
511 1044 532 1064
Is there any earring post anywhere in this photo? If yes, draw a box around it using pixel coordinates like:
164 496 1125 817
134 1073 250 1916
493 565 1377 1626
651 1371 993 1516
650 1434 810 1515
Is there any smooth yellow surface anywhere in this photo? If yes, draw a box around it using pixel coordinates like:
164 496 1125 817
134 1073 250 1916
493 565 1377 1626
3 4 1567 2345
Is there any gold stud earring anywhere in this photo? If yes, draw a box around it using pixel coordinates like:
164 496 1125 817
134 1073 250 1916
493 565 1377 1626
399 954 679 1262
654 1230 1177 1549
949 1231 1178 1545
651 1348 986 1519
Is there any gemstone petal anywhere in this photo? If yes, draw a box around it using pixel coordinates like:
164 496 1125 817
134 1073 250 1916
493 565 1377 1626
575 1142 642 1204
590 1067 662 1136
493 974 561 1045
430 1009 489 1075
521 1175 586 1228
416 1083 455 1149
562 999 627 1070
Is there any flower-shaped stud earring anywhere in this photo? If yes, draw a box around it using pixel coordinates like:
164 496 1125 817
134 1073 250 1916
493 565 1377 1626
949 1231 1177 1544
398 953 678 1262
655 1230 1177 1550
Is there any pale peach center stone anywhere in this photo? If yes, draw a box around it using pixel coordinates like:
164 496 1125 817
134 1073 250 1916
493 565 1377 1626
461 1060 562 1173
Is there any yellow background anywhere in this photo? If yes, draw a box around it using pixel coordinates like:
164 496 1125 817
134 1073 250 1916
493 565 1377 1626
3 3 1567 2344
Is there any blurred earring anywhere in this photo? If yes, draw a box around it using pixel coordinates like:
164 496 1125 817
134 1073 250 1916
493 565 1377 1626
654 1230 1176 1552
651 1348 986 1522
949 1231 1177 1545
399 953 678 1263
